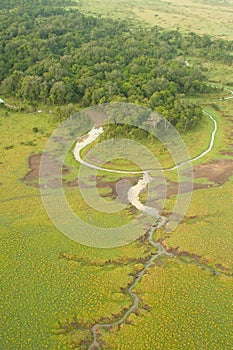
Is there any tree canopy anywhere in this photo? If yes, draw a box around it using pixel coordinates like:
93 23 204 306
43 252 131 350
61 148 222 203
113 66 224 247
0 0 232 130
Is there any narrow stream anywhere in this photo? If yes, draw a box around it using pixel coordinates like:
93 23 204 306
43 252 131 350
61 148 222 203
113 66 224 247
88 217 173 350
72 107 218 349
72 127 173 349
1 91 227 348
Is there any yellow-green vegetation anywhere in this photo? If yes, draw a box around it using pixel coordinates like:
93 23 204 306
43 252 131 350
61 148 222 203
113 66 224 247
157 182 233 272
75 0 233 40
102 258 233 349
78 108 223 172
155 65 233 276
1 75 232 348
0 109 148 349
1 213 135 349
0 111 54 200
65 185 135 228
1 50 233 349
1 0 233 347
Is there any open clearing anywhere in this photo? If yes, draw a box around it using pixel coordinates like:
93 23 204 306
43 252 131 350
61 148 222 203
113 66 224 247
75 0 233 40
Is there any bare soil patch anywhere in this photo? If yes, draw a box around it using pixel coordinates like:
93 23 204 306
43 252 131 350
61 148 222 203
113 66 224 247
23 154 69 187
193 158 233 185
146 159 233 206
147 181 214 207
23 155 233 197
220 150 233 157
68 175 139 202
96 176 139 202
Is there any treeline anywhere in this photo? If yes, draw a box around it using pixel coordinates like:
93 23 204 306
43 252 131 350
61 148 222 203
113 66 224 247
0 0 232 130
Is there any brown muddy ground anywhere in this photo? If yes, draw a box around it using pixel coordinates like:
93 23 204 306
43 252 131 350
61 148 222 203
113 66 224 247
220 150 233 156
193 158 233 185
23 154 69 188
23 154 42 182
147 159 233 205
68 175 139 204
23 154 233 197
93 159 233 201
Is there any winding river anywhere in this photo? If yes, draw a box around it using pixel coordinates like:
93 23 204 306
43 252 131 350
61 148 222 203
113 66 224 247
71 105 220 350
1 88 232 347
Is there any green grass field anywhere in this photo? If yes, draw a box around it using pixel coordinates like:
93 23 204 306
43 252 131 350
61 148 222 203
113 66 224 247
102 258 233 349
1 56 233 348
74 0 233 40
1 0 233 345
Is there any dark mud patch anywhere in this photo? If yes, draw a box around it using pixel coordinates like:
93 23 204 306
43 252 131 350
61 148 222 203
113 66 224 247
67 175 140 216
67 175 140 203
148 159 233 204
22 154 69 188
220 150 233 156
59 252 153 266
193 159 233 185
23 155 233 198
96 176 139 202
148 181 214 205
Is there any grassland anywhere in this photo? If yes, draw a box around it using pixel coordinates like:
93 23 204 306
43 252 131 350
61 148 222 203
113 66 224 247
1 58 233 348
71 97 226 181
0 109 148 349
154 60 233 275
1 0 233 343
102 258 233 349
74 0 233 40
156 118 233 273
157 181 233 272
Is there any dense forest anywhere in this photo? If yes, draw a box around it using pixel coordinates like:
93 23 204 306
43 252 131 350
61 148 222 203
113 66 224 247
0 0 233 130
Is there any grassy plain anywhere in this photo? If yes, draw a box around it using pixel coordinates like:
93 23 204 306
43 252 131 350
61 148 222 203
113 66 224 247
76 104 224 174
0 109 151 349
156 98 233 275
1 2 233 346
102 259 233 349
1 60 233 348
74 0 233 40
